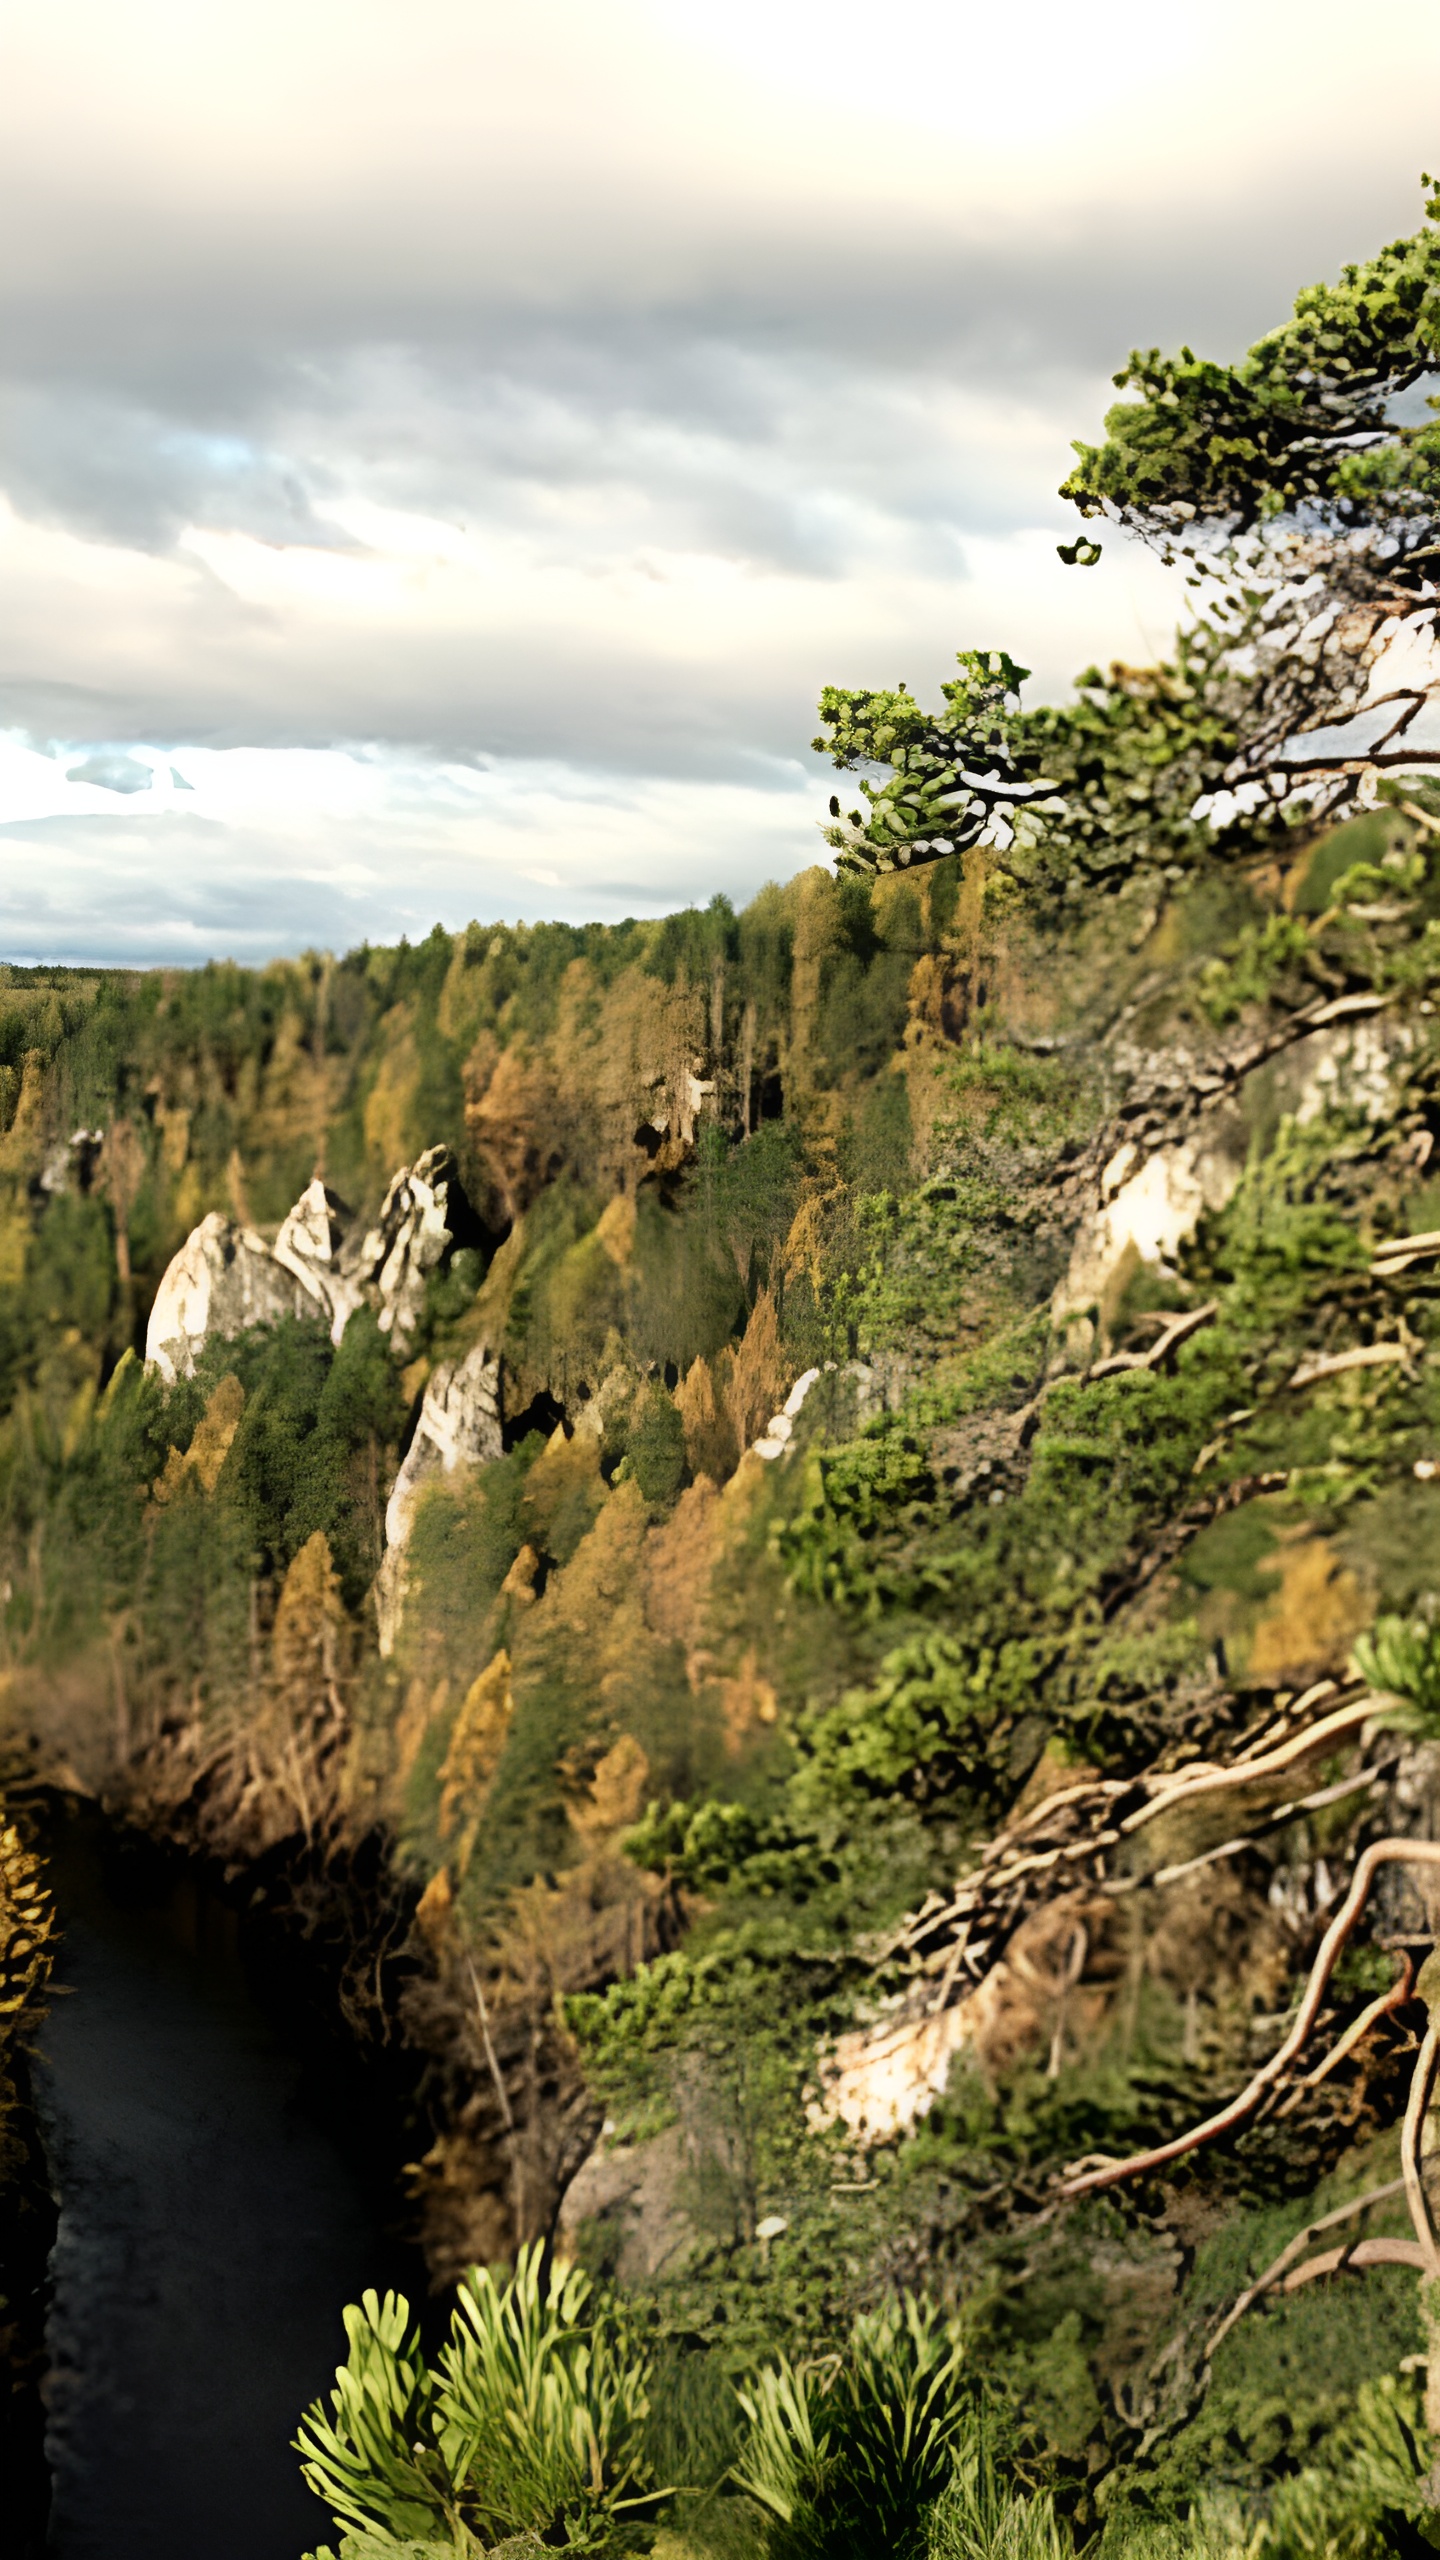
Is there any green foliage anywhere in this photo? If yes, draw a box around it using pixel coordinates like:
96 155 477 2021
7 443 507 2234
626 1383 688 1508
817 195 1440 906
813 634 1243 901
926 2445 1069 2560
297 2246 661 2555
813 652 1073 885
1194 1116 1370 1323
435 2254 656 2541
297 2288 452 2546
1116 2374 1437 2560
791 1633 1047 1812
1352 1602 1440 1730
1198 916 1312 1026
812 882 925 1088
812 1163 1060 1365
1061 205 1440 547
732 2298 970 2560
1056 189 1440 832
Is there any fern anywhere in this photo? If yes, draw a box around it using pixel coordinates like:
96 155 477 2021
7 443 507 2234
296 2290 455 2545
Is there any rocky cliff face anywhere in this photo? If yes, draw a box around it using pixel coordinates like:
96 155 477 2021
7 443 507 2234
5 825 1440 2498
147 1145 486 1378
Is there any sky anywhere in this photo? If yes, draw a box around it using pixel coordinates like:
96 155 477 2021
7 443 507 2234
3 0 1440 966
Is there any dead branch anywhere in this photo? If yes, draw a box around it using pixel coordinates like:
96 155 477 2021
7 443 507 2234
1137 1760 1392 1895
1207 2179 1408 2359
1088 1303 1219 1382
1289 1342 1409 1388
1373 1228 1440 1278
1298 1947 1415 2090
1402 2024 1440 2279
1055 1839 1440 2199
1118 1688 1378 1837
1279 2237 1426 2286
877 1687 1386 2044
464 1947 518 2138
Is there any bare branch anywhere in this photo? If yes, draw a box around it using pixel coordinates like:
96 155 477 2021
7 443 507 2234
1139 1762 1392 1896
1298 1947 1416 2089
1119 1690 1378 1838
1289 1343 1410 1389
1207 2180 1408 2359
1402 2025 1440 2279
1279 2237 1427 2287
464 1947 517 2138
1056 1839 1440 2199
1088 1302 1219 1382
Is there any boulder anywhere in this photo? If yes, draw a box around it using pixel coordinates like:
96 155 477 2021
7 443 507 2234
144 1212 311 1385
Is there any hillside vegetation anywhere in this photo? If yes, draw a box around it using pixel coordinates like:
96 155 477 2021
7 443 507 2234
10 193 1440 2560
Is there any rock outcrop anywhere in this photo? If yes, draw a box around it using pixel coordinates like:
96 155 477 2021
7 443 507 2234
144 1213 312 1385
345 1147 486 1342
272 1179 364 1344
1053 1008 1415 1323
376 1339 504 1654
145 1146 487 1378
384 1341 504 1552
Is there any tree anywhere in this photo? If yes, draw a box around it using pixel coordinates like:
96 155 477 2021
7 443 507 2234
816 187 1440 891
1063 183 1440 828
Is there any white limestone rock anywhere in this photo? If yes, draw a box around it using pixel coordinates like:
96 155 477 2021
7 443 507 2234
1054 1013 1414 1324
148 1144 486 1386
384 1340 503 1554
752 1360 881 1461
273 1178 365 1344
376 1339 503 1653
1053 1138 1243 1324
347 1145 479 1341
144 1212 310 1385
38 1128 105 1198
813 1999 973 2144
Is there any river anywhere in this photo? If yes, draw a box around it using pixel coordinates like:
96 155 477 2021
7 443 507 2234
34 1806 420 2560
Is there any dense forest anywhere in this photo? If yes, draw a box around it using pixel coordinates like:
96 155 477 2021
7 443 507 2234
10 193 1440 2560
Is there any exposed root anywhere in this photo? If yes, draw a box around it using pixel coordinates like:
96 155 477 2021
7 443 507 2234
1056 1839 1440 2199
1401 2025 1440 2279
1207 2180 1408 2360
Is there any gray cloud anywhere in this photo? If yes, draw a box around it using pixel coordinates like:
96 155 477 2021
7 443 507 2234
0 383 348 554
2 137 1431 580
2 0 1437 957
0 792 800 966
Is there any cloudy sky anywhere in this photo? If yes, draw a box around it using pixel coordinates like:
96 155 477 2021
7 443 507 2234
2 0 1438 965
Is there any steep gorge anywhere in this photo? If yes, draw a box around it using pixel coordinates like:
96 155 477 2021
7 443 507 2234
7 816 1440 2541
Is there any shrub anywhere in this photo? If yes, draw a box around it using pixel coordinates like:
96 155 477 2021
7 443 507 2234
732 2297 970 2560
297 2245 662 2557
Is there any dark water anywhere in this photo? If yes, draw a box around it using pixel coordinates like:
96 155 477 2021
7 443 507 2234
34 1811 413 2560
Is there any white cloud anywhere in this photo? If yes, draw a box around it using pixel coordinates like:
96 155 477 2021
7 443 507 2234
1 0 1438 959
